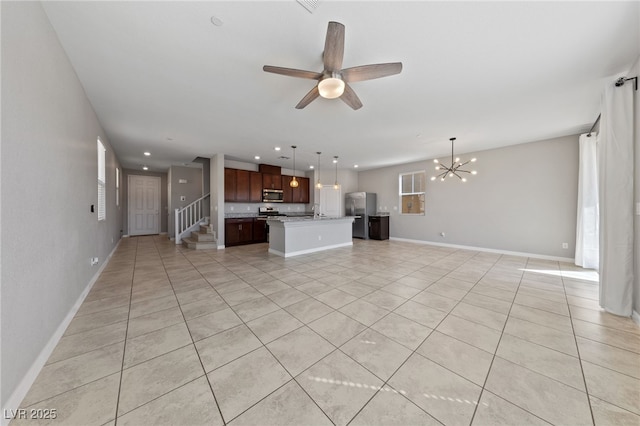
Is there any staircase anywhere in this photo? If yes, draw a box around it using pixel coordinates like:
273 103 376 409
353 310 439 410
174 193 211 245
182 223 217 250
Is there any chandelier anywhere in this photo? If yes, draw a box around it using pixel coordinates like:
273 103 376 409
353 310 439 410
431 137 477 182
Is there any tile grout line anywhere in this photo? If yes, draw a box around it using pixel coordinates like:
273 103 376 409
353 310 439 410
560 263 596 426
112 237 139 426
342 249 505 426
151 236 228 425
467 254 540 425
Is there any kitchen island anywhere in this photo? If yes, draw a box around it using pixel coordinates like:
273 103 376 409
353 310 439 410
267 216 355 257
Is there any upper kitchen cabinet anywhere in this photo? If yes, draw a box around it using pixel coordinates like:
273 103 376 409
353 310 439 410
260 164 282 190
263 173 282 190
282 175 310 204
224 168 237 202
225 168 260 202
250 172 262 202
235 169 251 201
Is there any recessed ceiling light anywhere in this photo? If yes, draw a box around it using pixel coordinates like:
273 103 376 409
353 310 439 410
354 164 359 168
144 151 151 156
210 16 223 26
142 166 149 171
254 155 261 160
274 146 281 151
309 165 314 169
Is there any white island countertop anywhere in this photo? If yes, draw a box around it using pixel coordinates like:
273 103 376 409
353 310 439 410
267 216 355 257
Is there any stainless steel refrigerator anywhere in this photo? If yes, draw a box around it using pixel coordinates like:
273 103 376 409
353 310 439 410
345 192 377 239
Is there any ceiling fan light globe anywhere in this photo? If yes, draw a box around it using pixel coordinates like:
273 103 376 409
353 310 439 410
318 77 345 99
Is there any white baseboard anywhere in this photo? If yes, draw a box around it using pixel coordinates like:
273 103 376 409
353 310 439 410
2 239 121 426
389 237 574 263
269 242 353 258
633 310 640 326
217 245 225 250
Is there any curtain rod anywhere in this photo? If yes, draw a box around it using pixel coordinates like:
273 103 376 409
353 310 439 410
587 76 637 137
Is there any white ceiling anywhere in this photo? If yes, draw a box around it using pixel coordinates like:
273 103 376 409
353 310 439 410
42 1 639 173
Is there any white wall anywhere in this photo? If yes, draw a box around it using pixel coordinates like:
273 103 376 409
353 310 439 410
358 135 579 258
1 1 122 412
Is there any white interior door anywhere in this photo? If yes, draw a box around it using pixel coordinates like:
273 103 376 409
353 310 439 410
128 175 160 236
319 186 342 217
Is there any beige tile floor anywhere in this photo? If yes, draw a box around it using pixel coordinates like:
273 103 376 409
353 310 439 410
14 236 640 426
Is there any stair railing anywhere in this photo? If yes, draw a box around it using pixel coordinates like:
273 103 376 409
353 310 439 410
174 193 210 244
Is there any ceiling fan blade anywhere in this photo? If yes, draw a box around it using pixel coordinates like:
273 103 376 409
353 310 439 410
263 65 322 80
295 85 320 109
323 21 345 72
341 63 403 82
340 83 363 110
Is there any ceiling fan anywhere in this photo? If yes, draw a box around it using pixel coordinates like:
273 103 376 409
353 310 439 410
263 21 402 110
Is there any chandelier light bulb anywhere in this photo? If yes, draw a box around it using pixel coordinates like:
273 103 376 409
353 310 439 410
430 176 436 181
430 137 478 183
471 158 477 162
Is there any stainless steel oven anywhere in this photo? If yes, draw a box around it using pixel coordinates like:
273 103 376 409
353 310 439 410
262 189 284 203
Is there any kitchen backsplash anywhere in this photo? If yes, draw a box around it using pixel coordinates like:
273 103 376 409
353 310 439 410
225 202 307 214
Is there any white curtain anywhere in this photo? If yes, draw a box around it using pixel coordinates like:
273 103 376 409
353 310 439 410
575 133 599 269
598 83 634 317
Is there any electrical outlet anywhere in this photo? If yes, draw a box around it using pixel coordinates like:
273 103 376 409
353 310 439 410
318 235 322 241
562 242 569 249
90 257 99 266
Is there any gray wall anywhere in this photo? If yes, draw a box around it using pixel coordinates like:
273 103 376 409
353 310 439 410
193 157 210 218
121 169 169 235
1 1 122 410
630 54 640 316
358 135 579 258
168 165 203 238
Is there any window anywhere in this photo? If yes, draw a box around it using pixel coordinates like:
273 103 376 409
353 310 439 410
115 167 120 207
97 138 106 221
399 171 426 215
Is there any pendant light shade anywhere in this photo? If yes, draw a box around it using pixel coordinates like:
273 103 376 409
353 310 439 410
333 156 339 189
290 145 299 188
315 152 322 189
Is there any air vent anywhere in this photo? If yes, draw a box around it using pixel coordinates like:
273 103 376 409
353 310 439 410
278 156 290 160
297 0 321 14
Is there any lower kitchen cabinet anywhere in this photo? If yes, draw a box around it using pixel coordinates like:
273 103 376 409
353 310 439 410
225 218 254 246
369 215 389 240
225 218 267 246
253 219 267 243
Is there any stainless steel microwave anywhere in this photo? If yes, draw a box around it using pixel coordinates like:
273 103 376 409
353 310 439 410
263 189 284 203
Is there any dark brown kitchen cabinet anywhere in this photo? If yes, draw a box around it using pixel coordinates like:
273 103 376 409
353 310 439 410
225 218 254 246
250 172 263 202
295 177 310 204
253 219 267 243
235 170 251 202
263 174 282 190
281 175 294 203
224 168 237 201
369 215 389 240
281 176 310 204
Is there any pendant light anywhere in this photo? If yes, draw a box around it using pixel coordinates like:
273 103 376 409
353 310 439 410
315 152 323 189
333 156 339 189
430 137 477 182
290 145 299 188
